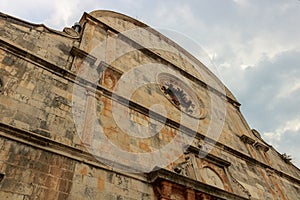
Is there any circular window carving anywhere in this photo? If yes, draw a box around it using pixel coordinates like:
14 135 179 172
157 73 206 119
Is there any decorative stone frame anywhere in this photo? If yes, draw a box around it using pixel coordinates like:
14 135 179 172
157 72 206 119
240 134 269 153
240 134 255 145
99 61 123 90
185 145 233 192
149 168 249 200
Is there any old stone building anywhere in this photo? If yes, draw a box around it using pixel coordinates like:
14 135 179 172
0 10 299 200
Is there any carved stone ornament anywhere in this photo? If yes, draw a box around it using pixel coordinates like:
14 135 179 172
63 27 79 37
173 155 192 177
157 73 206 119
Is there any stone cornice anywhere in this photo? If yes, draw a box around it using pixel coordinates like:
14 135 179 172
0 12 81 39
149 168 249 200
99 61 123 76
185 145 231 167
70 46 97 64
0 38 76 80
0 122 149 184
253 141 269 152
240 134 256 145
240 134 269 152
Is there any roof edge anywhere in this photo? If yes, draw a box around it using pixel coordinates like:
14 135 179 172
86 10 240 105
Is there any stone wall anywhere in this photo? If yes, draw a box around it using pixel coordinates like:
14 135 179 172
0 136 153 200
0 10 299 200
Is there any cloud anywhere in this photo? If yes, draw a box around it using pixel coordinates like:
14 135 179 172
264 119 300 166
220 49 300 167
44 0 81 28
0 0 54 23
222 50 300 128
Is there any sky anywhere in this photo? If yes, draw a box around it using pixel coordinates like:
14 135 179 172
1 0 300 167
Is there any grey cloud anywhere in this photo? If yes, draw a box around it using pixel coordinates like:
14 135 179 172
272 129 300 166
223 50 300 130
222 51 300 169
220 50 300 168
0 0 55 24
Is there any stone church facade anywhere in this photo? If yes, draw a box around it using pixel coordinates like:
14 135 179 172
0 10 299 200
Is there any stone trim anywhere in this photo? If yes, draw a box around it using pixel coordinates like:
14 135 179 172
240 134 269 152
253 141 269 152
88 10 149 29
0 12 81 39
185 145 231 167
99 61 123 76
240 135 256 145
70 46 97 64
149 168 250 200
251 129 261 138
0 122 149 184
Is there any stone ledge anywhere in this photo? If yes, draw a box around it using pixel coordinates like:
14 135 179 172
240 134 255 145
149 168 249 200
240 134 269 152
185 145 231 167
253 141 269 152
99 61 123 76
0 122 149 184
0 121 299 186
70 46 97 65
0 38 75 79
0 12 81 39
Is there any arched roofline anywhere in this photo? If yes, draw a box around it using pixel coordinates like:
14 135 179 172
84 10 239 105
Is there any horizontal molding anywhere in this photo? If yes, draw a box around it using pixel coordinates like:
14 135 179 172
240 134 256 145
0 122 149 183
0 38 76 80
253 142 269 152
1 121 300 187
186 145 231 167
70 46 97 64
149 168 249 200
0 12 81 39
240 134 269 152
100 61 123 76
